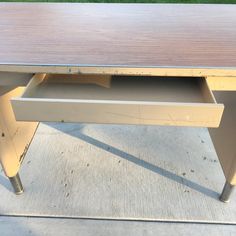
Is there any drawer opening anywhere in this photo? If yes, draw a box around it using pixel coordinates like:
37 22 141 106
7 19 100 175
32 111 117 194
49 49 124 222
21 74 215 104
11 73 224 127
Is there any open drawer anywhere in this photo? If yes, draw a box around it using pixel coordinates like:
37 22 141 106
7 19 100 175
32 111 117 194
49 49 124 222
11 74 224 127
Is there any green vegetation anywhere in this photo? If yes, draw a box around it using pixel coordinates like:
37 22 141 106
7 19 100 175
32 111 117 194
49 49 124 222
1 0 236 4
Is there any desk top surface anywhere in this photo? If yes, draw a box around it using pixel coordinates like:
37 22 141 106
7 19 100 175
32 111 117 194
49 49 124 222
0 3 236 73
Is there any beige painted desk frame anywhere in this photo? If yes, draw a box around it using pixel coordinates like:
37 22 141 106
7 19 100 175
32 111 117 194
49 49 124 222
0 3 236 203
0 68 236 203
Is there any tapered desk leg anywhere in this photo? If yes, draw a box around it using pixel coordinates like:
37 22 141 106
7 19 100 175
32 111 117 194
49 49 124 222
208 92 236 203
0 87 38 194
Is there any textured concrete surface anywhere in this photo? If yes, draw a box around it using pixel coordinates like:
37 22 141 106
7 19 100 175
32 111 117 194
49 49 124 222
0 123 236 234
0 216 236 236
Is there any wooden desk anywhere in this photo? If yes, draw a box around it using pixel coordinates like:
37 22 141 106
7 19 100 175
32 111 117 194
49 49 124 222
0 3 236 202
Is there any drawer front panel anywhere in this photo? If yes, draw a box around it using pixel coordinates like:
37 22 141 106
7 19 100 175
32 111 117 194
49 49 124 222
11 99 223 127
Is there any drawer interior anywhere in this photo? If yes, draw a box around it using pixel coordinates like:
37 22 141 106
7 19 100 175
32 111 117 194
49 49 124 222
21 74 215 104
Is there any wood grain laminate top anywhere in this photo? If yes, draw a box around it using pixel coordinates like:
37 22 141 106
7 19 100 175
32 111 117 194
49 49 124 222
0 3 236 70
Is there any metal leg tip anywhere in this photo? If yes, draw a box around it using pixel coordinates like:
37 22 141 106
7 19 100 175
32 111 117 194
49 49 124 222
219 195 230 203
15 188 24 195
9 173 24 195
219 181 234 203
